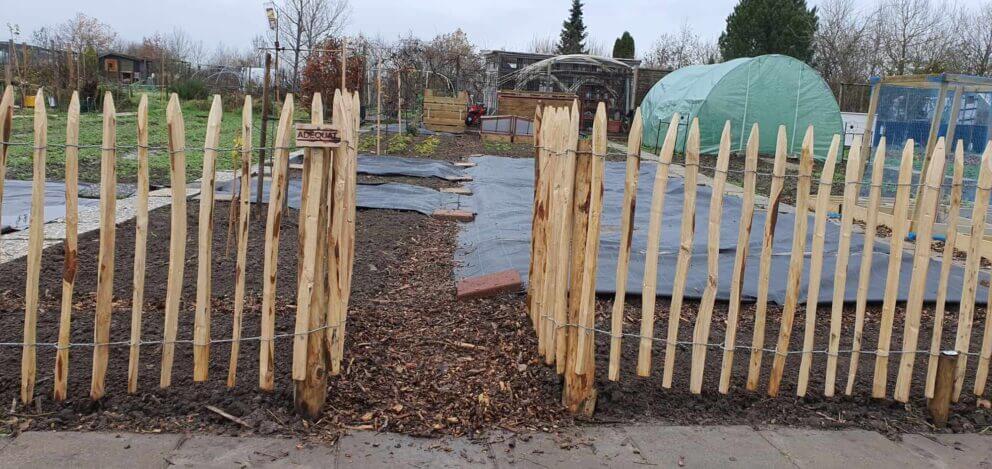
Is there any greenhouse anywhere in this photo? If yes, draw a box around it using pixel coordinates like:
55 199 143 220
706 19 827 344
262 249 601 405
640 54 843 158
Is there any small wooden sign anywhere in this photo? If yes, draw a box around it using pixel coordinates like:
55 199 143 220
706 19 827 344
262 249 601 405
295 124 341 148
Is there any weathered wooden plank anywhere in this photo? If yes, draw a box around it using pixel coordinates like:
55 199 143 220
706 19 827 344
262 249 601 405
925 141 963 398
91 92 117 400
160 94 187 388
228 96 253 388
719 123 758 393
663 118 700 389
894 138 946 402
767 125 814 397
871 140 916 399
54 91 80 401
746 126 789 391
637 113 681 377
824 135 863 397
260 94 295 390
689 121 730 394
845 139 887 396
127 95 150 394
22 88 47 405
796 135 840 397
608 107 642 381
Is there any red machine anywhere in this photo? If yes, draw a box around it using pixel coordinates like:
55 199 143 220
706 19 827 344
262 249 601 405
465 103 487 126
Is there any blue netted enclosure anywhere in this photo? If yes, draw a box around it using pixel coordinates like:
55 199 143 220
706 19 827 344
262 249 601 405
639 54 843 159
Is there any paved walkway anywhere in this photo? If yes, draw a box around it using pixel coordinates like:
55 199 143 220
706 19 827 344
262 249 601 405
0 425 988 468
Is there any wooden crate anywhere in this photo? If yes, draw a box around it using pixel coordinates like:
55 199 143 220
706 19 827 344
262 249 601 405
497 90 576 119
423 89 468 133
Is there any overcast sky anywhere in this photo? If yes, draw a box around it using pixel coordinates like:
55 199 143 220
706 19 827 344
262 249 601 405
4 0 987 57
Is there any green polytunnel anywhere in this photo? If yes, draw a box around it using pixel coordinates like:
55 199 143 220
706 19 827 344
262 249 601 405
640 54 843 159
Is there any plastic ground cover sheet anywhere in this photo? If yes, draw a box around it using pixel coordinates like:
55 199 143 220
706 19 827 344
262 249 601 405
216 179 464 216
287 153 468 181
455 156 989 306
1 180 100 232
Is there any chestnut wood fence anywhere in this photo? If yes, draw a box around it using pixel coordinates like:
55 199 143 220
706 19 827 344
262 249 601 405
527 100 992 414
0 85 358 418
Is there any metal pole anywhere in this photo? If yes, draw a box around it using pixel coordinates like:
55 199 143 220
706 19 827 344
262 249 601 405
273 14 281 103
257 53 273 212
340 38 347 92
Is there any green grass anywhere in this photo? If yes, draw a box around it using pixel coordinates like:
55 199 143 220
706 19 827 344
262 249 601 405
6 92 311 186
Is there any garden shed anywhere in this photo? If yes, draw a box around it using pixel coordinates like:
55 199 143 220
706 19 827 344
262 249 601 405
640 54 842 158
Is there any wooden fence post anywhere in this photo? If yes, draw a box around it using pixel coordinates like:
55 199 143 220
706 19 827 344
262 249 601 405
127 95 150 393
663 118 700 389
969 142 992 396
608 108 643 381
952 143 992 400
637 113 681 377
872 140 916 399
54 91 80 401
228 96 253 388
0 87 12 264
825 135 863 397
925 141 963 398
161 93 187 388
294 92 330 417
720 123 758 394
21 88 46 405
845 138 887 396
746 126 788 391
894 138 946 402
689 121 731 394
563 139 594 413
930 351 958 427
767 125 814 397
91 92 117 400
192 95 222 382
527 107 547 334
260 94 295 390
796 135 840 397
574 103 608 378
534 108 560 354
334 90 361 371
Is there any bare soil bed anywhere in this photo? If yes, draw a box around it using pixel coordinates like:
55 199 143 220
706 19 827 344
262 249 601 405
364 131 536 161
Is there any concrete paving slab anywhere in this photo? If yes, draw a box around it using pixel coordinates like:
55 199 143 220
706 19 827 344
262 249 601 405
624 424 795 468
0 431 182 469
759 428 930 469
165 435 337 468
898 433 992 468
489 426 647 468
336 430 493 468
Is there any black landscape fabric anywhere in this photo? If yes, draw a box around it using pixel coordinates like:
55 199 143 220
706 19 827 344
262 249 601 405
454 155 990 306
1 180 100 233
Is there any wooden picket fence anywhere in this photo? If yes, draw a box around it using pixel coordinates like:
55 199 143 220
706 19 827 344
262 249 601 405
0 85 358 419
528 100 992 414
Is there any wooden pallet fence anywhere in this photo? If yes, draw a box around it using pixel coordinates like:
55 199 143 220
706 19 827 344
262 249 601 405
2 86 357 417
521 106 992 413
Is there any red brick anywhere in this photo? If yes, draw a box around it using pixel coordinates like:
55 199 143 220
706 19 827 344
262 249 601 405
432 209 475 222
456 269 523 300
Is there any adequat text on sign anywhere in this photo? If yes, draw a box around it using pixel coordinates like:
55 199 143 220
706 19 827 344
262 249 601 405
295 124 341 148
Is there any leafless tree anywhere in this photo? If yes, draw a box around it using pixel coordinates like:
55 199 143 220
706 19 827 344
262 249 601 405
813 0 876 83
959 1 992 76
586 38 608 57
276 0 352 92
874 0 950 75
642 23 716 69
527 36 557 55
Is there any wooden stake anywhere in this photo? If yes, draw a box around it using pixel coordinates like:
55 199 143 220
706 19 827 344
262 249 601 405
551 102 581 370
796 135 840 396
929 351 957 428
0 86 13 263
127 95 150 393
925 141 963 398
767 125 814 397
575 103 608 376
376 59 382 155
161 93 187 388
527 106 546 332
335 90 360 370
637 113 680 377
21 88 46 405
871 140 916 399
894 138 946 402
845 139 887 396
972 141 992 396
608 107 643 381
746 126 788 391
663 118 700 389
228 96 253 388
825 135 863 397
689 120 730 394
260 94 295 390
54 91 79 401
294 93 330 417
327 90 348 372
538 108 564 358
720 123 758 394
563 139 594 412
192 95 223 382
91 92 117 400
